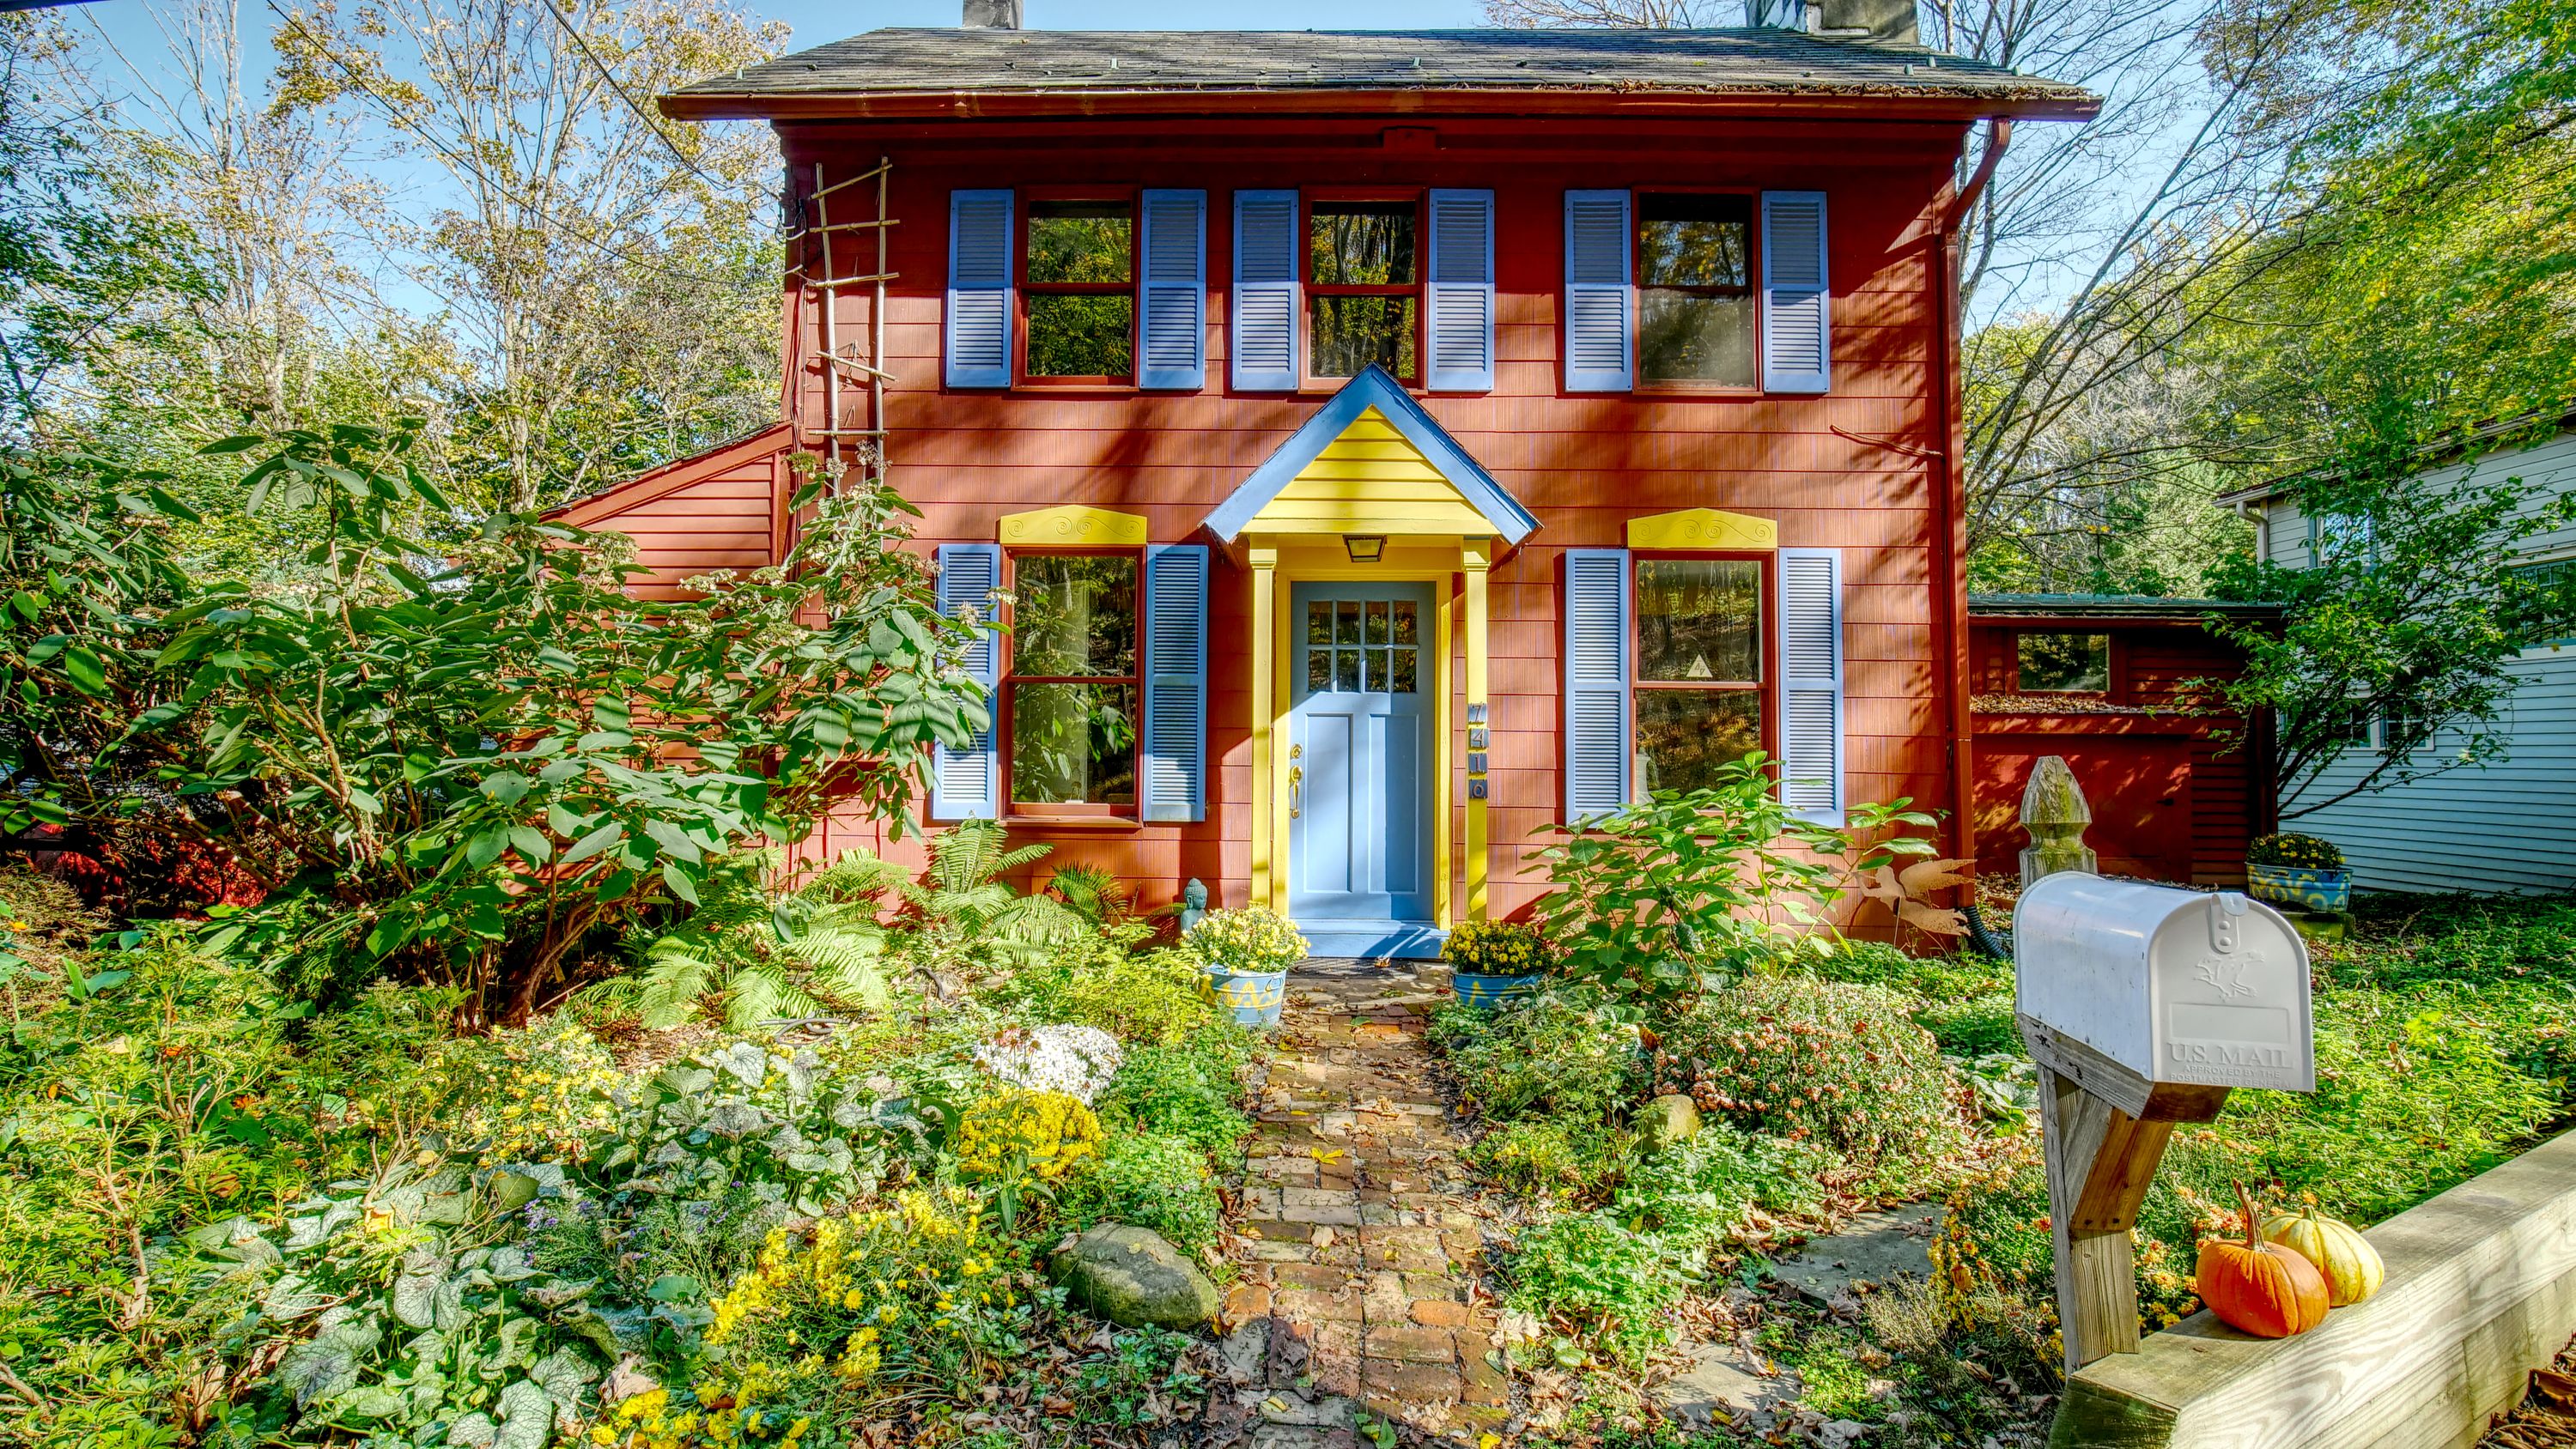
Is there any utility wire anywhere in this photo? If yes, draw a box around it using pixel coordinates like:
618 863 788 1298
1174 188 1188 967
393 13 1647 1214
532 0 737 192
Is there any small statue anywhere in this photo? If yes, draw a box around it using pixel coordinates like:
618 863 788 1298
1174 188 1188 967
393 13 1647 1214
1180 877 1208 932
2019 755 2099 888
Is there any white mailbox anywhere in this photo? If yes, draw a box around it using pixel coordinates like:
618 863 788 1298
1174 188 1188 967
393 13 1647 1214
2016 874 2314 1093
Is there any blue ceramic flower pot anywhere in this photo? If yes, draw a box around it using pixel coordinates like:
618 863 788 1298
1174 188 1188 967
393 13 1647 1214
2247 863 2351 912
1203 965 1288 1028
1450 971 1545 1009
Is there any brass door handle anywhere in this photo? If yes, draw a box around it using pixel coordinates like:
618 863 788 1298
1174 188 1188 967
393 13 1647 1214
1288 765 1303 819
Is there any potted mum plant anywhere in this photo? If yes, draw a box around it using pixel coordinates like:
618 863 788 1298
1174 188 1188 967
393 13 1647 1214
1440 919 1557 1009
2246 832 2350 912
1182 906 1309 1028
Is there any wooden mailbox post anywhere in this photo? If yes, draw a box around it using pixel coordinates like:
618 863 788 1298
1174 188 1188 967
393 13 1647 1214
2014 874 2314 1371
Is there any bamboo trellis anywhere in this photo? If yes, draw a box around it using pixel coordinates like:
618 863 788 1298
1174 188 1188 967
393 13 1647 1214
785 157 898 488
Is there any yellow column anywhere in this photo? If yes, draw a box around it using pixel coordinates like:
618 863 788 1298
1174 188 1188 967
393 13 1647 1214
1432 585 1454 929
1249 546 1277 909
1463 539 1492 922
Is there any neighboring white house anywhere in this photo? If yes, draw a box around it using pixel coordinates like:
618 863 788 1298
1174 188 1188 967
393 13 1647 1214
2215 410 2576 895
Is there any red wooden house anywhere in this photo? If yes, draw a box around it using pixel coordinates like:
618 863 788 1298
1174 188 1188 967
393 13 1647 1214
562 8 2098 955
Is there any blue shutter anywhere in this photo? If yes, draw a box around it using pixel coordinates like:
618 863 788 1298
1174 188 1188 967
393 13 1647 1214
932 543 1003 819
1564 190 1632 392
1139 190 1206 391
1761 191 1832 394
1231 190 1299 391
1564 549 1631 819
1778 548 1845 824
1141 544 1210 822
1426 188 1496 392
945 190 1012 389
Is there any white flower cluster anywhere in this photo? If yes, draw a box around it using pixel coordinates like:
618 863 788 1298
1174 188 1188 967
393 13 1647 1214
974 1023 1124 1104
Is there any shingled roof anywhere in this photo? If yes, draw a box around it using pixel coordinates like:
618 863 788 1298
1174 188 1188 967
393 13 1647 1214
660 27 2100 122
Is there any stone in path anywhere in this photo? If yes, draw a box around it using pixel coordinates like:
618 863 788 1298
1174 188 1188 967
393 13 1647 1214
1210 961 1509 1446
1766 1201 1945 1312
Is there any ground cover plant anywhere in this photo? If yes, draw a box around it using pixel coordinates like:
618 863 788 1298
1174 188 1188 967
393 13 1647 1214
0 835 1263 1449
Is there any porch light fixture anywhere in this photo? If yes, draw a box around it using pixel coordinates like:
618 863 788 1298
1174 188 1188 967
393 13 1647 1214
1344 535 1387 563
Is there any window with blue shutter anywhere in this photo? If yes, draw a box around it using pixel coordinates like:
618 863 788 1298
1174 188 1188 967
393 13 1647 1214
931 543 1003 818
1564 549 1631 819
1760 191 1832 394
945 191 1013 389
1232 190 1300 391
1777 548 1845 823
1564 190 1633 392
1425 189 1495 392
1139 190 1206 391
1140 545 1210 822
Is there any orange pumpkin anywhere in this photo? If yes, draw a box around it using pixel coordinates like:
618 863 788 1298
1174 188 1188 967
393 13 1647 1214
2196 1183 2330 1338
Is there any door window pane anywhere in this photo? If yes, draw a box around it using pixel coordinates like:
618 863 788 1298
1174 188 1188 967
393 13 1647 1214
1307 647 1333 693
2018 632 2109 693
1391 600 1419 645
1336 649 1362 692
1336 601 1361 644
1633 689 1761 796
1014 555 1136 676
1010 682 1137 804
1388 647 1418 694
1636 559 1762 682
1307 600 1333 645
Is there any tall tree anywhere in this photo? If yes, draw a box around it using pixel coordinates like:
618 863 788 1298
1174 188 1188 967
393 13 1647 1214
270 0 787 508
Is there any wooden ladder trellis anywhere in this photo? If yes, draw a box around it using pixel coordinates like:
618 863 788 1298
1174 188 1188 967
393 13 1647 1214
786 156 896 489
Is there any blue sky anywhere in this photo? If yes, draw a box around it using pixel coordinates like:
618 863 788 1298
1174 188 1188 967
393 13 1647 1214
753 1 1490 38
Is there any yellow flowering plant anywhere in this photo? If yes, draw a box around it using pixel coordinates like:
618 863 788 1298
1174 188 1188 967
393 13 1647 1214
1440 919 1558 978
690 1189 1039 1423
1181 906 1309 974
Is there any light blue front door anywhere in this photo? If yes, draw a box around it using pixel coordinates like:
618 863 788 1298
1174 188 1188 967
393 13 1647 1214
1289 582 1438 957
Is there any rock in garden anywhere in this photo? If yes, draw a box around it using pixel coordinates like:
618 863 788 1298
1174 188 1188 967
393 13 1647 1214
1051 1225 1221 1329
1637 1093 1701 1152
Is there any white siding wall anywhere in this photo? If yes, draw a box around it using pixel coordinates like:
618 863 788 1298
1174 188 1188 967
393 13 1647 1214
2257 428 2576 894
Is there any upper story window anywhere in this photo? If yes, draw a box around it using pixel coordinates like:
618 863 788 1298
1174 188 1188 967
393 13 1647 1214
1637 193 1756 387
2017 631 2110 693
1631 555 1771 794
1308 197 1421 383
1005 551 1140 812
1022 197 1136 383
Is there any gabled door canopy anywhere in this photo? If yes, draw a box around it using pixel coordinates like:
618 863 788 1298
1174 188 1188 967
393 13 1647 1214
1204 365 1539 544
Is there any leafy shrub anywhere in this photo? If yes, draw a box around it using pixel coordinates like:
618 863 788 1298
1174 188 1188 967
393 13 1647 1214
1050 946 1224 1046
1611 1127 1834 1240
1061 1131 1223 1252
1653 976 1969 1194
1442 987 1643 1126
1442 919 1558 977
1094 1034 1255 1159
1522 757 1943 1004
1799 940 2020 1057
2248 831 2343 869
1181 905 1308 973
1467 1119 1636 1202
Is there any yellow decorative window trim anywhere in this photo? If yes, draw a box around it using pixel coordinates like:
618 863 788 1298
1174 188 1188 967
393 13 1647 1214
1625 508 1778 551
997 505 1150 548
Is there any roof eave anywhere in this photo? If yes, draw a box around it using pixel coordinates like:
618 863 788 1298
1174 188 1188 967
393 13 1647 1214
659 85 2100 124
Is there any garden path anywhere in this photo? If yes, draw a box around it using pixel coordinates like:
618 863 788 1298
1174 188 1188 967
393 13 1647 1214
1208 961 1510 1447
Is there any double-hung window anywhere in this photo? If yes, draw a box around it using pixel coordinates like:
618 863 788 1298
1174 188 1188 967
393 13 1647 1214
1637 193 1758 387
1005 552 1140 813
1308 197 1421 383
1021 196 1136 384
1631 555 1772 795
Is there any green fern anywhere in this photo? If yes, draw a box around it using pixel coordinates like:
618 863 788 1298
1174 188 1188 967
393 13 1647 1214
1048 863 1135 928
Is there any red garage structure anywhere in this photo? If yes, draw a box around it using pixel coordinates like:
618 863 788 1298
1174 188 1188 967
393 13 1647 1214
1968 594 2280 888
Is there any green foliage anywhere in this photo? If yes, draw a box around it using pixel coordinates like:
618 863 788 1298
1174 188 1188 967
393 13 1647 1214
1440 988 1643 1127
1045 944 1225 1047
1060 1131 1223 1254
615 851 890 1032
1 427 987 1020
1799 941 2019 1057
1524 756 1941 1003
1652 976 1969 1196
1093 1034 1256 1160
1467 1118 1636 1202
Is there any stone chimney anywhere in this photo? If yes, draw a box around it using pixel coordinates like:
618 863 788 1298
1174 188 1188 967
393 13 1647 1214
963 0 1021 27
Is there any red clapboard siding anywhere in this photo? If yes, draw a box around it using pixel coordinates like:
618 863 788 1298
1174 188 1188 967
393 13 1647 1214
574 113 1990 922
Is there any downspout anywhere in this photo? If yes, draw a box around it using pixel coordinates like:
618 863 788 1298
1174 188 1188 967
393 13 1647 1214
1935 117 2012 880
2233 497 2269 563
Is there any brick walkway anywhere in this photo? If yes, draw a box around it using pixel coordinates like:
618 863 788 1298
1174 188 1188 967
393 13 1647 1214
1208 961 1509 1447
